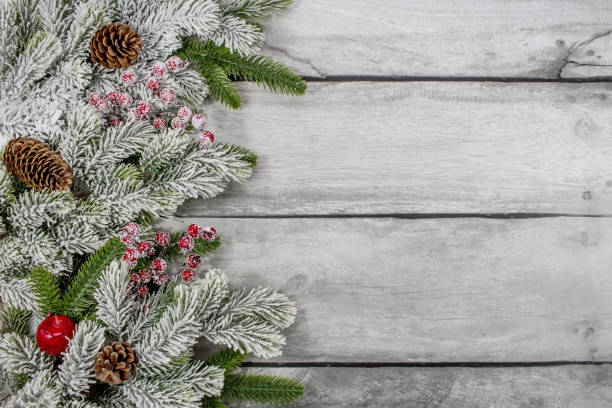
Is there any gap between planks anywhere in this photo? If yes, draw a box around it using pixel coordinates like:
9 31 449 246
243 361 612 368
177 213 612 219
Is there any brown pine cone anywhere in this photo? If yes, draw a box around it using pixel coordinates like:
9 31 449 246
89 23 142 69
2 137 72 192
94 341 139 386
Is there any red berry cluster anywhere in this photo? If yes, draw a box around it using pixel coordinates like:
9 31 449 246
88 56 215 150
120 222 217 296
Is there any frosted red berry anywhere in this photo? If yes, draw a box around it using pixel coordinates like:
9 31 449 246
137 285 149 297
187 224 202 238
106 90 120 102
201 226 217 242
186 253 202 268
136 101 152 117
151 258 167 272
137 241 155 256
153 116 167 130
177 106 193 123
178 235 194 254
129 273 141 284
159 88 175 103
121 70 137 86
89 93 102 106
127 108 141 121
166 56 185 72
191 113 207 130
151 61 168 78
124 222 141 236
123 247 139 263
171 117 185 129
182 269 196 282
147 77 161 92
109 115 123 127
199 131 214 150
139 268 153 283
119 231 135 245
154 272 169 285
118 92 134 106
96 100 111 114
154 231 170 246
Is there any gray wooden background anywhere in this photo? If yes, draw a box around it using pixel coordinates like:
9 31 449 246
167 1 612 406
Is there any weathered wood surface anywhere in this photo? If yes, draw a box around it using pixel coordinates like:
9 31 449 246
159 216 612 362
229 366 612 408
181 82 612 216
261 0 612 78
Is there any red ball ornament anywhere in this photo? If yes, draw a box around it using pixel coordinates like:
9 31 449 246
36 314 76 356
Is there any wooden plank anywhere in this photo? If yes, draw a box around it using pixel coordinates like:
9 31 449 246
181 82 612 216
158 217 612 362
261 0 612 78
228 366 612 408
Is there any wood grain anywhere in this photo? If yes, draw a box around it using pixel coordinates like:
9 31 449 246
229 366 612 408
181 82 612 216
158 216 612 362
261 0 612 78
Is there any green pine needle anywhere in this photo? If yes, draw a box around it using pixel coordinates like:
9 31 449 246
224 0 293 19
61 238 125 320
201 397 227 408
29 266 63 315
161 235 221 262
205 348 247 373
222 374 304 404
226 144 258 168
0 307 31 336
176 39 306 109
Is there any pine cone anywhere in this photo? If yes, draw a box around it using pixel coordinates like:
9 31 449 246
2 137 72 192
94 341 139 386
89 23 142 69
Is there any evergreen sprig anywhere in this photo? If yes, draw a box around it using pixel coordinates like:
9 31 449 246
204 348 246 373
176 39 306 109
29 266 62 315
222 374 304 404
0 307 31 336
61 238 126 320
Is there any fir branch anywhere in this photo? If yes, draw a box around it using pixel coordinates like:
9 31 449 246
222 374 303 404
222 0 293 20
61 238 125 320
0 333 54 377
162 235 221 262
29 266 62 315
204 348 246 374
93 261 133 339
183 55 241 109
179 39 306 98
201 397 227 408
3 369 60 407
0 307 31 336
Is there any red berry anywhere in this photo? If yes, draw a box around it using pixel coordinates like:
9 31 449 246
89 93 102 106
159 88 175 103
151 61 168 78
118 92 133 106
151 258 167 272
96 100 111 114
123 247 139 263
137 285 149 297
136 101 152 117
201 226 217 242
154 231 170 246
153 115 167 130
177 106 193 123
121 70 137 86
186 253 202 268
178 235 194 254
191 113 206 130
127 107 141 121
119 231 135 245
124 222 141 236
139 268 153 283
36 314 76 356
171 117 185 129
137 241 155 256
154 272 169 285
182 269 196 282
147 77 161 92
166 56 185 72
199 131 214 150
106 90 120 102
187 224 202 238
129 273 141 284
109 115 123 127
